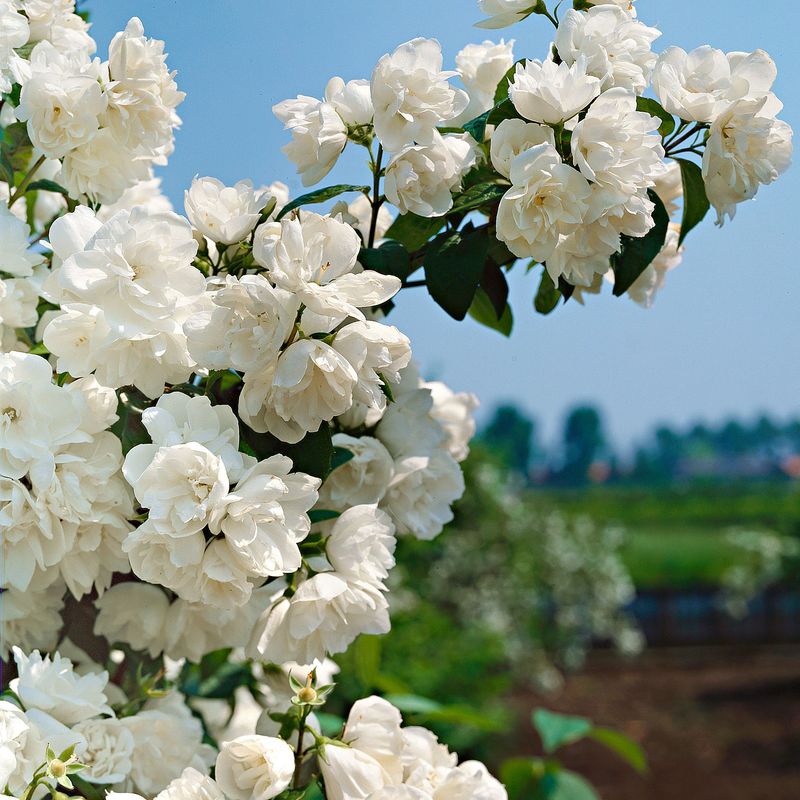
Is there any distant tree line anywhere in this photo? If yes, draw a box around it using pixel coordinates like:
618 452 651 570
479 404 800 487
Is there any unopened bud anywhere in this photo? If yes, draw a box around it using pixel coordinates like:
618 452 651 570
50 759 67 779
298 686 317 703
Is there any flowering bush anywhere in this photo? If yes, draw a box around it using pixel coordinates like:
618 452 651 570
0 0 792 798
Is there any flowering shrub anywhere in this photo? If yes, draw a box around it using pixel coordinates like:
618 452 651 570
0 0 792 798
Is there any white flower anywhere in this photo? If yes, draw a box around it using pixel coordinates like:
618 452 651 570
214 736 294 800
653 160 683 218
123 442 229 534
455 761 508 800
253 211 400 323
121 693 215 796
73 718 135 784
546 221 619 286
343 696 404 784
424 381 479 462
11 647 112 726
509 58 601 124
94 583 171 657
185 275 298 373
249 573 390 664
325 76 374 127
652 46 778 123
476 0 535 30
489 118 554 179
333 320 412 411
319 744 387 800
454 39 514 118
273 95 347 187
210 455 320 578
375 386 446 459
371 38 468 152
573 88 665 193
0 278 39 329
0 351 89 488
0 1 28 94
0 206 44 277
0 573 65 660
326 505 397 584
384 132 477 217
702 96 792 224
496 143 591 261
103 17 184 154
184 177 270 245
381 452 465 540
193 537 253 610
60 128 154 204
346 193 394 244
140 392 255 484
0 700 30 791
555 5 660 93
156 768 225 800
97 176 174 222
319 434 395 510
16 42 106 159
239 339 358 443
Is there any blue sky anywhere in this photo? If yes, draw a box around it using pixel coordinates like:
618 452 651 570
90 1 799 449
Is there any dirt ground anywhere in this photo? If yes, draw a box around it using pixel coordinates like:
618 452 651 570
516 645 800 800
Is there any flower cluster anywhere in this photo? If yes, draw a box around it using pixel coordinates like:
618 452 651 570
1 648 214 797
0 352 134 658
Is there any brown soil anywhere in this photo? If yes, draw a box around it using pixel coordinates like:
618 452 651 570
514 646 800 800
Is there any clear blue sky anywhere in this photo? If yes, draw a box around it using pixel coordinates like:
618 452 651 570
89 1 799 450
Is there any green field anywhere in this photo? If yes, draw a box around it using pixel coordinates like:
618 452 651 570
536 483 800 588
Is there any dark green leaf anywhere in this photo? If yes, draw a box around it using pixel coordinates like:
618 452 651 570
450 182 508 216
72 777 106 800
1 121 32 172
675 158 710 246
425 226 490 320
243 424 334 479
275 184 369 221
636 96 676 138
330 446 355 471
589 727 648 775
468 287 513 336
353 634 382 690
384 212 446 251
359 240 415 280
533 709 592 754
109 388 152 455
558 276 575 302
463 98 519 143
480 260 510 318
534 269 561 315
26 178 69 195
0 148 13 185
611 190 669 296
487 235 517 268
314 713 345 738
308 509 341 524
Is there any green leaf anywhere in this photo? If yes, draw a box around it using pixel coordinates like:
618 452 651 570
636 96 676 138
383 694 441 715
384 212 446 252
494 59 526 104
0 148 13 185
275 184 369 221
611 190 669 297
463 98 518 143
26 179 69 195
558 276 575 302
242 424 334 479
1 121 32 172
71 776 106 800
359 241 415 280
308 509 341 524
533 709 592 754
314 713 345 738
548 770 600 800
330 446 355 471
589 727 648 775
449 182 508 216
425 226 490 320
675 158 710 246
353 634 382 690
109 388 152 455
534 269 561 315
500 758 546 800
480 259 510 318
468 287 513 336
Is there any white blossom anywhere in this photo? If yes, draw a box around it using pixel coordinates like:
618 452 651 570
371 38 468 152
476 0 535 30
326 505 397 584
155 768 225 800
73 717 135 784
318 434 395 510
424 381 479 462
94 583 171 657
184 177 270 245
489 118 554 179
0 206 44 277
214 736 294 800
